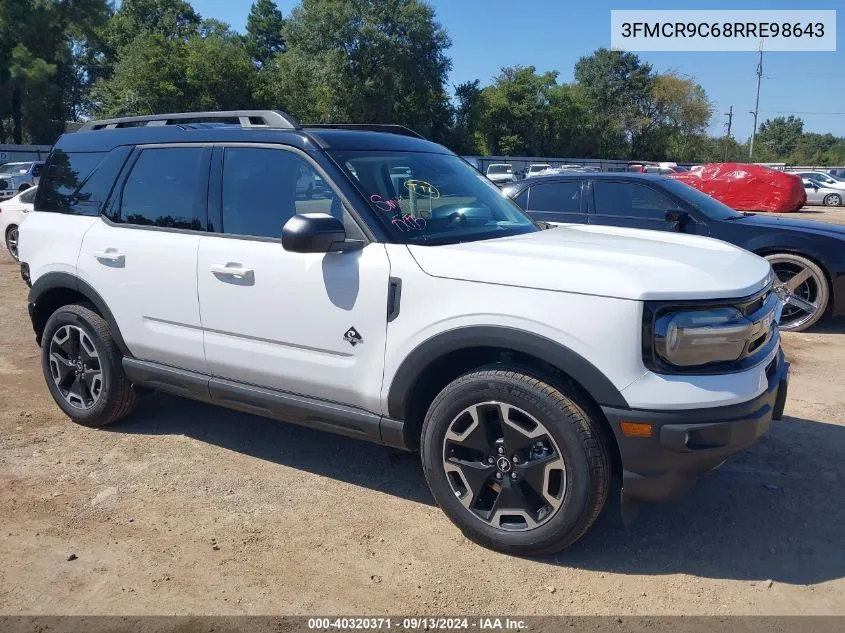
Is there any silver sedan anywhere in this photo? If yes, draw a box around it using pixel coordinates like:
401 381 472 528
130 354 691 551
802 179 844 206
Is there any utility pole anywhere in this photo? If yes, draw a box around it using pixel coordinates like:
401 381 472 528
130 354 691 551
724 105 733 161
749 39 763 160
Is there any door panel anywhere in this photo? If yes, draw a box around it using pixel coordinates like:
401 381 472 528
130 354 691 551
78 221 206 372
197 238 391 412
197 144 390 413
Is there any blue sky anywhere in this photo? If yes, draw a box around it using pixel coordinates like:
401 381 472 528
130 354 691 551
190 0 844 141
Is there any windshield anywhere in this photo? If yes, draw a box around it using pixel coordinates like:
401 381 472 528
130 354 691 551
0 163 30 177
660 179 743 220
528 165 550 173
487 165 512 175
329 150 538 245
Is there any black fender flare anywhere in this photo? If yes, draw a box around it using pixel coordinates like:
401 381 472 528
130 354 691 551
27 272 130 356
386 325 629 419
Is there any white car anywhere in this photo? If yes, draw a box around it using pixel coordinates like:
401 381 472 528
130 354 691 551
0 186 36 260
20 110 789 556
525 163 552 178
0 161 44 200
485 163 516 186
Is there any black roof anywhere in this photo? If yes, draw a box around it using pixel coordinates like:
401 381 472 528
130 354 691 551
54 123 453 155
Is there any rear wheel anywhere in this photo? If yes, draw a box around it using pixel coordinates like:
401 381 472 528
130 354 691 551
5 225 19 261
41 304 136 427
767 253 829 331
421 367 610 556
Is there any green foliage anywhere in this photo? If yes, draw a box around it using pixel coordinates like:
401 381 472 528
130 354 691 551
258 0 453 140
756 115 804 158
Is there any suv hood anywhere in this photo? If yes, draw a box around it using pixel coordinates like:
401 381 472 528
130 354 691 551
408 225 772 301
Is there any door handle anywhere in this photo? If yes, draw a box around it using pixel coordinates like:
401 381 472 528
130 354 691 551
210 263 254 278
93 249 124 263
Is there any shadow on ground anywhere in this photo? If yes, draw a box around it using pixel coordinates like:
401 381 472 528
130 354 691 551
109 395 845 585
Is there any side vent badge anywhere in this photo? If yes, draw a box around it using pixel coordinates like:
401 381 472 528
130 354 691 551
344 327 363 347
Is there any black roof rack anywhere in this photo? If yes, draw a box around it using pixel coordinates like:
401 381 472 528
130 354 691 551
78 110 301 132
304 123 425 140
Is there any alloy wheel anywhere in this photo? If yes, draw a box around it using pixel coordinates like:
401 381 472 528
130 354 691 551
48 325 103 410
770 258 824 331
442 401 566 531
6 227 18 261
823 193 842 207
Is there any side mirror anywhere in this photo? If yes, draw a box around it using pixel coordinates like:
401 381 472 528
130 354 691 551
282 213 363 253
665 209 691 230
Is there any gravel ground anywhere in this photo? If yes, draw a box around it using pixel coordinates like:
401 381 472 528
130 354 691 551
0 250 843 616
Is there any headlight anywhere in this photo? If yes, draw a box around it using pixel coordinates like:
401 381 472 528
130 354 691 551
655 307 755 366
644 287 780 373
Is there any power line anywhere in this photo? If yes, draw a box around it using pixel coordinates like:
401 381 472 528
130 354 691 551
749 40 764 160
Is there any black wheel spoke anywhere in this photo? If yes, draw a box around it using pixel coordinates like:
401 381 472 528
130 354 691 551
445 458 496 509
50 353 75 384
444 405 495 454
82 368 101 393
518 453 562 498
68 374 89 404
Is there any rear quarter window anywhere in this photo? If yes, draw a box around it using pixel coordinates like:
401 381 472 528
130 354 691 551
36 147 131 216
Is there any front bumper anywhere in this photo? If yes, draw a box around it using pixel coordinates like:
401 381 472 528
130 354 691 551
602 347 789 503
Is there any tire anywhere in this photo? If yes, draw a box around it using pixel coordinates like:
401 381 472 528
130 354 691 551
18 183 30 193
5 225 19 261
823 193 842 207
766 253 829 332
40 304 136 427
421 367 611 556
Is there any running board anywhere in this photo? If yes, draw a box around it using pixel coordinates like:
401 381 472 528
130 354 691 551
122 358 410 450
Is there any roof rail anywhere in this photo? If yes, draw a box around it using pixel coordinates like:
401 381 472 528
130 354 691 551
304 123 425 140
78 110 301 132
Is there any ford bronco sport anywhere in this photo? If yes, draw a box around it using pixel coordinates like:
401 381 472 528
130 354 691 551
20 110 789 555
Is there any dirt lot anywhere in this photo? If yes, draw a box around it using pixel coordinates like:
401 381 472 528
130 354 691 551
778 205 845 225
0 250 843 616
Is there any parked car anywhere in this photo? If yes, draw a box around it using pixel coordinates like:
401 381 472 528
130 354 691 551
802 178 844 207
0 185 36 261
628 161 688 175
525 163 552 178
21 110 788 556
826 168 845 180
503 172 845 331
0 161 44 200
485 163 516 186
793 171 845 191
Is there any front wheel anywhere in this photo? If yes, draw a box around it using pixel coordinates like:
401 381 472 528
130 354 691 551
421 368 611 556
40 304 136 427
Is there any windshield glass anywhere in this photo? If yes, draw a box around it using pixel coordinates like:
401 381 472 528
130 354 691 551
660 179 743 220
0 163 30 176
529 165 550 173
329 150 538 245
487 165 512 174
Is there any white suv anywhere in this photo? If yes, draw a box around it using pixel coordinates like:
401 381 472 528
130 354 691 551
19 111 789 556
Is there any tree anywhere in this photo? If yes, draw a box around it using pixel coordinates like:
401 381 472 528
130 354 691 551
574 48 653 157
246 0 285 67
259 0 453 140
106 0 201 54
757 115 804 159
